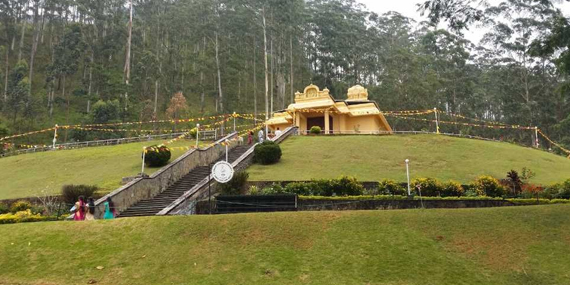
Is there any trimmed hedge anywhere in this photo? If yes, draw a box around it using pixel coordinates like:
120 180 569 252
310 126 321 135
254 141 282 165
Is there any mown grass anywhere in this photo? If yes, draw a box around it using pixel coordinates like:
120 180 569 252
0 205 569 285
0 139 210 200
247 135 570 184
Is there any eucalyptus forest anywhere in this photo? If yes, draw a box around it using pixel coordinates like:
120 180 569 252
0 0 570 151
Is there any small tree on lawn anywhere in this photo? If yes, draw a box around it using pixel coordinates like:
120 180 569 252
166 92 188 132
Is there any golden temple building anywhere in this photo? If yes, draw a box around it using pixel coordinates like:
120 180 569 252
266 84 392 134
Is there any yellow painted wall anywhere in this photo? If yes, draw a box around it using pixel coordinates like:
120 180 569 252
269 123 291 132
345 115 384 133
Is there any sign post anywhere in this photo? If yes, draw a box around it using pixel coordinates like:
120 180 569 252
210 161 235 215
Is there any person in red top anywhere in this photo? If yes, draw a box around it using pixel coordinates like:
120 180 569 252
247 131 253 145
73 196 86 221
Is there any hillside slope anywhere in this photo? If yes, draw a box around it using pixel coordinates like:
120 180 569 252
0 139 207 200
248 134 570 184
0 205 569 285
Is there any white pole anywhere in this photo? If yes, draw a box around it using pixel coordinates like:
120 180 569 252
195 124 200 148
233 112 236 133
141 147 146 174
434 108 439 134
52 124 58 149
225 139 229 162
405 159 411 196
534 127 539 148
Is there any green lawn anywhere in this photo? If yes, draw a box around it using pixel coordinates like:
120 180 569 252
0 139 209 200
248 135 570 184
1 205 569 284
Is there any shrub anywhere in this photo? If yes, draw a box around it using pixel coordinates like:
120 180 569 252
556 179 570 199
0 209 51 224
248 185 260 195
328 176 364 196
284 182 317 196
471 176 505 197
0 203 9 214
411 178 442 197
219 171 249 195
441 181 464 197
10 200 32 213
378 179 406 195
309 126 321 135
144 145 172 167
520 184 544 199
61 184 98 205
542 184 561 199
260 184 288 195
504 170 523 195
253 141 282 165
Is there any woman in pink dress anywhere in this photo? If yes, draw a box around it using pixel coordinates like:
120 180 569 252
73 196 86 221
247 131 253 145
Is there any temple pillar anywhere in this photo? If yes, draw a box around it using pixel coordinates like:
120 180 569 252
324 110 330 134
295 112 301 128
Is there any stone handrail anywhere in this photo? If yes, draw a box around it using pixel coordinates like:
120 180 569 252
160 126 297 215
90 132 239 218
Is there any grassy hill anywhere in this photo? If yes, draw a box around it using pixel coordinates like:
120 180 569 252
0 139 209 200
248 135 570 185
0 205 569 284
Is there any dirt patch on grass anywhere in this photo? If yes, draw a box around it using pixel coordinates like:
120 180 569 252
448 234 531 271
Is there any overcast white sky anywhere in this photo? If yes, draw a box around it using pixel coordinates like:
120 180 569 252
356 0 570 43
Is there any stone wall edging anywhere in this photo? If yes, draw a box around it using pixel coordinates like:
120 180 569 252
89 132 238 218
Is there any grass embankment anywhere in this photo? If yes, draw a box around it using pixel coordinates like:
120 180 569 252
1 205 569 284
248 135 570 184
0 140 209 200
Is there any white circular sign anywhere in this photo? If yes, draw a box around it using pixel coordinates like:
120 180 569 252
212 161 234 183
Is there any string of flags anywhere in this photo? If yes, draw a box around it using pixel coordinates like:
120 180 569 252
0 128 55 141
3 107 570 158
390 115 537 130
436 111 509 126
537 129 570 156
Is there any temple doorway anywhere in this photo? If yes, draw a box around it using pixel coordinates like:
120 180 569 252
307 116 333 132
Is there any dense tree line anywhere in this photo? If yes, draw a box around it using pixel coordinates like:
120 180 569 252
0 0 569 151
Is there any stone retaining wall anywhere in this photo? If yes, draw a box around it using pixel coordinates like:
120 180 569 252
193 198 518 214
92 133 238 218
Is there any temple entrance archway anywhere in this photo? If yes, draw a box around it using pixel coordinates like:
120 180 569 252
307 116 333 133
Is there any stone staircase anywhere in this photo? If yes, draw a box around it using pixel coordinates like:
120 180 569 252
118 145 252 217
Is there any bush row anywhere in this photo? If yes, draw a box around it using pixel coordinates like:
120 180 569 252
296 195 570 205
249 176 364 196
0 209 57 224
247 176 570 199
